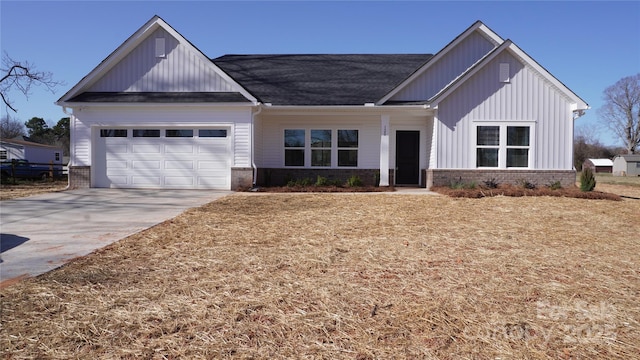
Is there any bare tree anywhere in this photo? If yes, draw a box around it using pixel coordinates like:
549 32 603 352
598 73 640 154
0 52 62 113
0 114 25 139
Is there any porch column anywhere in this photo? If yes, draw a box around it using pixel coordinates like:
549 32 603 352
379 115 390 186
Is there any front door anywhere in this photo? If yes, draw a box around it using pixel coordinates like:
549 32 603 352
395 131 420 185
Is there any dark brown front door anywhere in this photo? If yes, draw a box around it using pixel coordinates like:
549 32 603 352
395 131 419 185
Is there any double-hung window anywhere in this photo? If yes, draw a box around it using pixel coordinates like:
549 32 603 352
284 129 359 167
476 124 532 168
311 130 331 167
284 129 305 166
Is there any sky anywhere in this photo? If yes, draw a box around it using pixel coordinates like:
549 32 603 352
1 0 639 147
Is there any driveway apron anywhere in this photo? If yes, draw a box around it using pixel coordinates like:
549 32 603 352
0 189 230 285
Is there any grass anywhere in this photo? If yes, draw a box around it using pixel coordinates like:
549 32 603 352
593 173 640 187
0 178 68 200
1 192 639 359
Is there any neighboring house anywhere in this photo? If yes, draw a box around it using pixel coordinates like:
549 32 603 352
56 16 588 190
612 155 640 176
0 138 64 165
582 158 613 173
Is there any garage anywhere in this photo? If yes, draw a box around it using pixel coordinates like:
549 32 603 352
94 128 231 189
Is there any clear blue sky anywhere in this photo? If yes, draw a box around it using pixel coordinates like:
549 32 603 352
1 0 639 146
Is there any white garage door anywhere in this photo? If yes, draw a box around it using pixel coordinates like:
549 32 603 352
94 128 230 189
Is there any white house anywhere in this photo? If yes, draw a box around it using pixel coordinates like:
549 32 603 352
57 16 588 190
0 138 64 165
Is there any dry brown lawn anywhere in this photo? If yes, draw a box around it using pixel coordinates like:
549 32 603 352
0 180 67 201
1 191 639 359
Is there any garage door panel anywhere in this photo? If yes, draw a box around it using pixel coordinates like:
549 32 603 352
164 160 194 170
165 144 195 154
132 144 161 154
132 160 161 170
96 127 231 189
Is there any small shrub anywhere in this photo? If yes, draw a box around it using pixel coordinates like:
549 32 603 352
287 177 313 187
547 180 563 190
346 175 363 187
450 177 476 189
580 168 596 192
373 171 380 187
315 175 329 186
483 178 500 189
516 178 536 190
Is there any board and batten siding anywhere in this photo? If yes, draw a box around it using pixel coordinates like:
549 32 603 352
70 106 252 167
88 28 235 93
435 51 576 170
390 31 497 102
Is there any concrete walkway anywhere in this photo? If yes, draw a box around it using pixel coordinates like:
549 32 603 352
0 189 231 285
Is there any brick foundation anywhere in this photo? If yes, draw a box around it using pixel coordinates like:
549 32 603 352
257 168 381 187
231 167 253 190
68 166 91 189
426 169 577 189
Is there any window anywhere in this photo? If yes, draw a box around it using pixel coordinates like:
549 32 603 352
100 129 127 137
476 126 499 167
55 152 60 161
311 130 331 167
199 129 227 137
284 129 305 166
133 129 160 137
338 130 358 167
284 129 359 167
476 124 531 168
506 126 529 167
0 150 7 160
166 129 193 137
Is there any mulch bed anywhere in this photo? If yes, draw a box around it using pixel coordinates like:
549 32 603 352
431 184 622 200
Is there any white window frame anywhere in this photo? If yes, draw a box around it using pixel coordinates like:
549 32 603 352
0 150 7 160
283 128 359 168
474 121 535 169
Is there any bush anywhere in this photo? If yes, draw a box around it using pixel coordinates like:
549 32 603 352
547 180 563 190
580 168 596 192
315 175 329 186
346 175 363 187
516 178 536 190
483 178 500 189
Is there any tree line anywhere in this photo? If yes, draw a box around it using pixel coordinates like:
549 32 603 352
1 115 70 156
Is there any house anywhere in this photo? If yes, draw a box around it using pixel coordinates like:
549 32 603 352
56 16 588 190
582 158 613 173
0 138 64 165
612 154 640 176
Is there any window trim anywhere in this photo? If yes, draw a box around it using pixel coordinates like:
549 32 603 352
283 128 359 168
474 122 535 169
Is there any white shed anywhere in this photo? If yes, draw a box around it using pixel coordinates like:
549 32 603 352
613 154 640 176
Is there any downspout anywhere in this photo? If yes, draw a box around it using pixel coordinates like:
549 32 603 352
61 106 73 190
251 104 263 188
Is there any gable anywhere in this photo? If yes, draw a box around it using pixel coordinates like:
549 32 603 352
58 16 256 105
388 30 498 103
88 27 235 93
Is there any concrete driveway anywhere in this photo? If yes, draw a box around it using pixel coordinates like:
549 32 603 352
0 189 231 285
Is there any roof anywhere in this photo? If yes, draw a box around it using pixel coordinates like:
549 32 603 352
615 154 640 162
213 54 433 106
0 138 63 150
586 158 613 166
66 92 250 103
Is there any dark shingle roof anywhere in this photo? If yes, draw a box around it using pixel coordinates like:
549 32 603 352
67 92 250 103
213 54 433 105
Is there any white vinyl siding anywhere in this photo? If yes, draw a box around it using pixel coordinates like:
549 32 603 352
391 31 497 102
71 106 251 169
435 51 574 170
88 28 236 92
